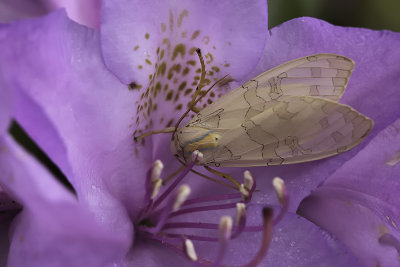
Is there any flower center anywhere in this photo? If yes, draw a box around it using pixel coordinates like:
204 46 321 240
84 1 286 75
134 151 290 266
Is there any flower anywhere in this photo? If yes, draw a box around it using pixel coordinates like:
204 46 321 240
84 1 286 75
298 118 400 267
0 0 100 28
0 0 399 266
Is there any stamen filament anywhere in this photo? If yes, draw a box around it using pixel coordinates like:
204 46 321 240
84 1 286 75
153 152 201 209
241 207 274 267
169 202 239 218
183 193 242 206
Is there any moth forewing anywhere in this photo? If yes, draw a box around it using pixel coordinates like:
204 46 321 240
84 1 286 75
173 53 373 167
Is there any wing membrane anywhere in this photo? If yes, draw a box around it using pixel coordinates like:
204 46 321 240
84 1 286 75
200 96 373 167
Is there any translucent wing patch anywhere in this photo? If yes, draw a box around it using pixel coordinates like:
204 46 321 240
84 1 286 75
196 53 354 122
194 96 373 167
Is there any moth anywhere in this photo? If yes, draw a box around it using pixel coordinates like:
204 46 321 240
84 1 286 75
171 53 373 167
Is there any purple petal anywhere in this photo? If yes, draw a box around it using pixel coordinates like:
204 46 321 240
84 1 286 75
0 11 144 230
0 0 47 22
298 118 400 266
0 69 12 133
44 0 101 29
101 0 268 85
0 135 128 267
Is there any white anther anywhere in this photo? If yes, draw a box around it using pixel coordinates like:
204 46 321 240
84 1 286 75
235 203 246 225
184 239 198 261
173 184 191 211
191 150 204 162
239 184 250 201
243 170 254 191
150 179 163 199
272 177 285 204
151 160 164 182
219 216 233 241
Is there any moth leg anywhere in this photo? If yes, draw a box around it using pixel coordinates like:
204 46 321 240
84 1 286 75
204 166 241 190
133 127 176 142
167 156 238 190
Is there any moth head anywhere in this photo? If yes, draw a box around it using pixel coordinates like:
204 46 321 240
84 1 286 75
171 127 221 164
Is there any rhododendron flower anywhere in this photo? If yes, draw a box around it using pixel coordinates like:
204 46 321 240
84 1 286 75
0 0 399 266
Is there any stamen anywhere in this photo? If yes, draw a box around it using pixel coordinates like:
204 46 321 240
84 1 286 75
272 177 289 224
213 216 233 267
272 177 285 204
239 184 249 201
244 170 254 191
184 239 198 262
151 160 164 182
232 203 247 239
240 170 256 202
235 203 246 225
173 184 191 211
219 216 233 241
241 207 274 267
150 179 163 200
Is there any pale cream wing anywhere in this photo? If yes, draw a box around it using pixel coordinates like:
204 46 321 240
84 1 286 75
201 96 373 167
189 54 355 130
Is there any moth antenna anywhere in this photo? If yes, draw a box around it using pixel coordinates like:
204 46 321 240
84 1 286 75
133 127 176 142
190 48 207 110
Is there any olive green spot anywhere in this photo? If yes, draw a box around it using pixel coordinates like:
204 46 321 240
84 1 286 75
160 50 165 60
145 59 152 65
159 117 164 123
157 62 167 77
212 46 216 50
207 99 213 104
161 23 167 32
194 76 200 80
153 104 158 111
184 88 193 96
175 104 183 110
128 82 142 90
202 36 210 45
169 10 174 32
202 103 207 108
182 67 190 76
224 63 230 67
149 74 153 80
144 102 148 108
181 31 187 38
204 78 211 85
173 78 178 84
167 64 181 79
172 44 186 61
211 66 220 73
187 60 196 66
166 119 174 127
178 9 188 28
154 82 162 97
166 90 174 101
205 53 214 64
173 92 180 102
189 47 197 55
195 68 201 74
207 71 214 76
191 82 198 86
210 92 215 97
191 30 200 40
134 45 140 51
138 65 143 69
140 106 144 111
156 47 160 54
164 84 169 92
178 81 187 91
145 33 150 39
